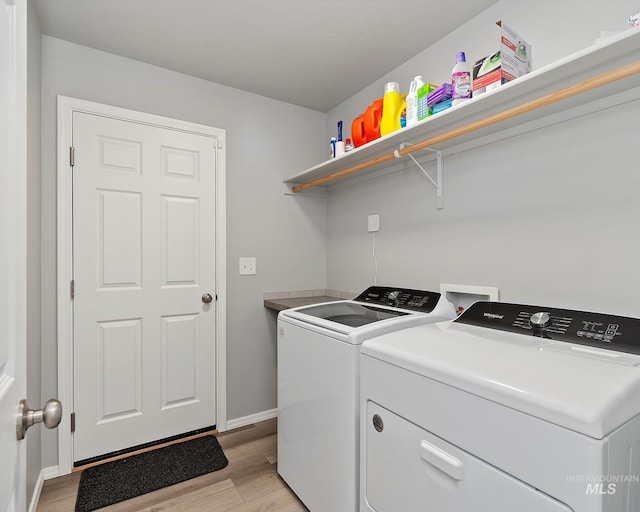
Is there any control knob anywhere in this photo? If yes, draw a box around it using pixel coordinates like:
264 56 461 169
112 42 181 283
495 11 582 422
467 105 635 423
530 311 551 329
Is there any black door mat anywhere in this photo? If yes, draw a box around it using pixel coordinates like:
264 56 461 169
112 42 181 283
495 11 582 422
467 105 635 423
75 435 229 512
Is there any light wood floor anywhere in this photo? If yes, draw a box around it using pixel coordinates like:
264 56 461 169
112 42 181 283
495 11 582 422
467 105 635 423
36 419 309 511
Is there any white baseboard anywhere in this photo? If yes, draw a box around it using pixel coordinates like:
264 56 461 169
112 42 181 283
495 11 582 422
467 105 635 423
225 408 277 431
43 466 60 480
28 469 45 512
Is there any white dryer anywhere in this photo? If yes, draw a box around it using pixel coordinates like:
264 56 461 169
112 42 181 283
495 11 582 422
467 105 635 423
277 286 455 512
360 301 640 512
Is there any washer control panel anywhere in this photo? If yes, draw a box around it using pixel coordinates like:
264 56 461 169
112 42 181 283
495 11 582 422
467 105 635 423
456 301 640 355
354 286 441 313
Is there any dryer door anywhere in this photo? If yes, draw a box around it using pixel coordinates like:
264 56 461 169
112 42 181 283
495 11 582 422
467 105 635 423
363 401 573 512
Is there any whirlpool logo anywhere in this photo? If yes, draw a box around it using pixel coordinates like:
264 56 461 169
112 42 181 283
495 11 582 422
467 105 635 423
483 312 504 320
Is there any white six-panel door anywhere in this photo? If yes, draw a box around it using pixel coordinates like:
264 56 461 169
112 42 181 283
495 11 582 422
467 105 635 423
0 0 26 510
72 111 218 462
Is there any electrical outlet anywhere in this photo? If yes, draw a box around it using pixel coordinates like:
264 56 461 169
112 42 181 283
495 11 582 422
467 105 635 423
239 257 257 275
368 214 380 233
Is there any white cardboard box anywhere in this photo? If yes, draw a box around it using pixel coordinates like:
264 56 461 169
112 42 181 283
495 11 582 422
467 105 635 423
473 21 531 96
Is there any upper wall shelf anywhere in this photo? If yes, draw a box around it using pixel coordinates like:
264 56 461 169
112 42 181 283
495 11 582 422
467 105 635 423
284 28 640 195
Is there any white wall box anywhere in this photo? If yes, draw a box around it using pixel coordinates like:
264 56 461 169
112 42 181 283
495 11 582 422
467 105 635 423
440 283 500 315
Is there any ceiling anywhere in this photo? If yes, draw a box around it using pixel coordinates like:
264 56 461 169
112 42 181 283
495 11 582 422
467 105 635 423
34 0 499 112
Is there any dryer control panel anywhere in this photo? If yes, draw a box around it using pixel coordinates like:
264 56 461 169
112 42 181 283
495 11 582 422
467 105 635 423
355 286 441 313
456 301 640 355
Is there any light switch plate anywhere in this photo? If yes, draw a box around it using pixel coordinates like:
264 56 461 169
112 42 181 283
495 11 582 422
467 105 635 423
239 257 257 275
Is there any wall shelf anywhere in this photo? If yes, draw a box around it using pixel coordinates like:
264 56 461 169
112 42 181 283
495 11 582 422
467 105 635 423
284 28 640 200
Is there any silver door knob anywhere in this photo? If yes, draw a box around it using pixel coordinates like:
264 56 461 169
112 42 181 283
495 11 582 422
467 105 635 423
16 398 62 440
202 293 213 304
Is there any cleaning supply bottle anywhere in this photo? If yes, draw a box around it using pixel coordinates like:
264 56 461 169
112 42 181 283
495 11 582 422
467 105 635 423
335 121 345 156
344 138 354 152
405 75 425 127
329 137 336 159
451 52 472 106
351 115 367 148
380 82 403 136
363 98 383 142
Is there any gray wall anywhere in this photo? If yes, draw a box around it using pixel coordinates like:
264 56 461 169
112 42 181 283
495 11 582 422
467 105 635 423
26 0 42 503
325 0 640 316
36 0 639 471
40 36 327 467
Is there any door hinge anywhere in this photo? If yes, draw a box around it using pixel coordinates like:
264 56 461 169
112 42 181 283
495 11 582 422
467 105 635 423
69 146 75 167
70 280 75 299
216 137 223 149
70 412 76 433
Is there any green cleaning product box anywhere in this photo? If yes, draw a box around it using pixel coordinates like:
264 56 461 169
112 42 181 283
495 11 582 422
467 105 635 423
473 21 531 96
416 82 438 121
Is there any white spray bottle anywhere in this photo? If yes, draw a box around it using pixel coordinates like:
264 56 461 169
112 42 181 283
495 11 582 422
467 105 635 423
405 75 425 127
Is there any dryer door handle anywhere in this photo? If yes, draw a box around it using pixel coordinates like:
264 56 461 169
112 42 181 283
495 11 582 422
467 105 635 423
420 440 464 481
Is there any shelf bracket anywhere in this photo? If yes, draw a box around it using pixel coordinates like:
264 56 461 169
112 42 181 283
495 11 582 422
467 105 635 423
395 144 444 209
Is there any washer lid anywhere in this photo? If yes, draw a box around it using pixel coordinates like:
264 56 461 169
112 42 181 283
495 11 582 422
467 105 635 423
279 286 455 339
361 303 640 439
288 301 409 328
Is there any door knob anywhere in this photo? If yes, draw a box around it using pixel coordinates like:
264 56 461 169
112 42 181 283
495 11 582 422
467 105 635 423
16 398 62 440
202 293 213 304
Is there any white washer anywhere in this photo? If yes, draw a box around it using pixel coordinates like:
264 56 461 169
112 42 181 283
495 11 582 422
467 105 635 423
277 286 455 512
360 301 640 512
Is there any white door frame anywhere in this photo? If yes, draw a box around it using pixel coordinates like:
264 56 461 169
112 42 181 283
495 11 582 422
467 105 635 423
56 95 227 475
